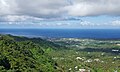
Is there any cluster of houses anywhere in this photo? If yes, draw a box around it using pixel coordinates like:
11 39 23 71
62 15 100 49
76 57 101 63
69 67 90 72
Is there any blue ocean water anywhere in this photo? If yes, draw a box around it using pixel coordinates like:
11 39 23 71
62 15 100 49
0 29 120 39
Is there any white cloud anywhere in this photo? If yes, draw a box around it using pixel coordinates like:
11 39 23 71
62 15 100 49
64 0 120 16
111 20 120 26
0 0 68 18
0 15 44 21
0 0 120 18
0 0 18 15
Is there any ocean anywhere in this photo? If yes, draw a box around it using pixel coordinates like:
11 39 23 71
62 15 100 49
0 29 120 39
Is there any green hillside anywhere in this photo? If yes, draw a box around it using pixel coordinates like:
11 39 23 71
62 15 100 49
0 34 59 72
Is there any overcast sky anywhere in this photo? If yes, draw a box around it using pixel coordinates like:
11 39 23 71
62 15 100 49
0 0 120 28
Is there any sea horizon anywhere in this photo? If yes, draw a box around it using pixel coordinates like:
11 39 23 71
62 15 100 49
1 28 120 39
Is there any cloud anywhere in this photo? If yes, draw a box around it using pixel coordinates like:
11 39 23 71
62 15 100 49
64 0 120 16
0 0 120 18
1 19 120 28
16 0 69 18
0 15 44 22
0 0 120 28
0 0 18 15
0 0 68 18
111 20 120 26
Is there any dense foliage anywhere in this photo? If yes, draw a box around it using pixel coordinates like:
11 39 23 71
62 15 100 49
0 35 58 72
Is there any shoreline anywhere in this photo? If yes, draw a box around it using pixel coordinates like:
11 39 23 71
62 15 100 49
1 33 120 40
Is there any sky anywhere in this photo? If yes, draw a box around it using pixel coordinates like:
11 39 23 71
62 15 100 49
0 0 120 29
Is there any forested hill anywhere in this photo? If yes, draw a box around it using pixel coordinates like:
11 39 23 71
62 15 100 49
4 34 62 50
0 34 61 72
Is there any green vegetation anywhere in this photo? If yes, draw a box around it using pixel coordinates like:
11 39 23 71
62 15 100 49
0 35 120 72
0 34 59 72
48 38 120 72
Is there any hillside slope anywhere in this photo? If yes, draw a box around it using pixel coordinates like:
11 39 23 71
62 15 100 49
0 34 59 72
